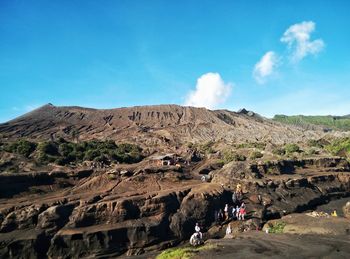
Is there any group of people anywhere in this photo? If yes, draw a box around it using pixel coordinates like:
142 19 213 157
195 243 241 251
190 184 248 246
215 202 247 222
214 186 247 223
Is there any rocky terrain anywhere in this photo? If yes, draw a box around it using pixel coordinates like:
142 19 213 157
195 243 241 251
0 104 350 258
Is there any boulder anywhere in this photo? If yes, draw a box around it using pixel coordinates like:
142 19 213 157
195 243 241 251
342 201 350 219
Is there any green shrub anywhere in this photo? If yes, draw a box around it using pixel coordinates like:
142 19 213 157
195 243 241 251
236 142 266 150
272 147 286 156
284 144 300 154
2 139 37 157
222 149 246 163
156 244 218 259
37 142 59 156
2 138 144 166
37 152 56 165
199 141 215 154
186 142 194 149
326 138 350 157
273 114 350 131
250 151 263 159
307 139 324 148
58 143 74 157
84 149 101 161
268 221 286 233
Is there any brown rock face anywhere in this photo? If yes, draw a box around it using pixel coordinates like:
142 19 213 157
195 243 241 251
0 165 233 258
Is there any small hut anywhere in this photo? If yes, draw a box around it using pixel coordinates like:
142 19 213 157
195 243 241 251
150 153 178 166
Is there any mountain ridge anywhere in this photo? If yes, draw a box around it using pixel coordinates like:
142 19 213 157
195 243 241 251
0 104 340 146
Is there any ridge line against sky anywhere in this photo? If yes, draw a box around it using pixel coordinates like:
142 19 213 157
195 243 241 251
1 0 350 122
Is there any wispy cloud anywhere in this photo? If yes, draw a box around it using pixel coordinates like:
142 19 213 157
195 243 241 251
185 72 233 109
253 51 280 84
24 104 41 112
281 21 324 63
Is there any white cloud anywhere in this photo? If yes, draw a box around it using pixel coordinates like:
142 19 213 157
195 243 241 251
185 72 233 109
24 104 41 112
253 51 279 84
281 21 324 62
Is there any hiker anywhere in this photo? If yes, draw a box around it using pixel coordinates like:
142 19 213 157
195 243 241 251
226 224 232 235
195 223 203 239
224 204 229 220
331 209 338 217
235 205 240 219
214 210 219 222
238 192 244 202
189 232 202 246
239 206 246 220
258 194 262 204
232 191 237 204
218 209 224 222
236 183 242 194
241 202 246 209
232 206 236 220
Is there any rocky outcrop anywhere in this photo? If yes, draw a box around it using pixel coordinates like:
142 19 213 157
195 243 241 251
212 157 350 220
343 201 350 219
0 170 231 258
1 155 350 258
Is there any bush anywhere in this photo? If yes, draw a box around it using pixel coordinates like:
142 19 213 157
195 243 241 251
307 139 324 148
37 142 59 156
284 144 300 154
272 147 286 156
222 149 246 164
58 143 74 157
326 138 350 157
3 139 37 157
268 221 286 233
37 152 56 165
236 142 266 149
84 149 101 161
2 138 144 166
199 141 215 154
250 151 263 159
306 148 318 156
156 244 218 259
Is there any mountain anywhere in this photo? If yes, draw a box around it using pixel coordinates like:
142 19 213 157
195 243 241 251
0 104 326 146
273 114 350 131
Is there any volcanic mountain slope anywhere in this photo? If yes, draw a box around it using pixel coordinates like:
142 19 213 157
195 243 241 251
0 104 334 146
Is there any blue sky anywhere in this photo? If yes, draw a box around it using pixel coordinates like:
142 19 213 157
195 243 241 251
1 0 350 122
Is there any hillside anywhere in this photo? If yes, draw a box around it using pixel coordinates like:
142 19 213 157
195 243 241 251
273 114 350 131
0 104 331 148
1 104 350 258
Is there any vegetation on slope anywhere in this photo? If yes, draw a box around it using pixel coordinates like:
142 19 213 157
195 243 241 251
273 115 350 131
156 244 218 259
1 138 144 167
325 137 350 158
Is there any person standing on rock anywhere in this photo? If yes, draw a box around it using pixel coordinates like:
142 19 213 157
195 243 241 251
224 204 229 220
214 210 219 223
236 205 240 219
239 206 246 220
195 223 202 239
232 192 237 205
232 206 236 220
218 209 224 222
